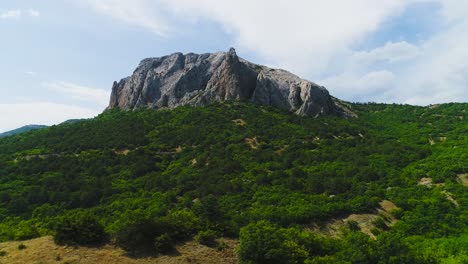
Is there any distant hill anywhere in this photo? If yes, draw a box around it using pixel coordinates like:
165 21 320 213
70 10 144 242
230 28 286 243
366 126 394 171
0 125 47 138
60 119 88 125
0 120 88 138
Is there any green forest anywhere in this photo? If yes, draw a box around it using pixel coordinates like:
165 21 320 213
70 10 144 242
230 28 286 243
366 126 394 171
0 102 466 263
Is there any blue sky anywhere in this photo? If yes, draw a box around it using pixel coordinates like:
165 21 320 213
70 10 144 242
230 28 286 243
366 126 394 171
1 0 467 132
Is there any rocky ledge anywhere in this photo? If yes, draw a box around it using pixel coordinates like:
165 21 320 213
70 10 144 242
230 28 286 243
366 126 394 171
108 48 353 117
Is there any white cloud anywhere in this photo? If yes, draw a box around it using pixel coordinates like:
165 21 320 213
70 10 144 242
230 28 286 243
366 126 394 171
322 71 395 102
42 80 109 106
440 0 468 22
28 9 40 17
323 0 468 105
319 41 420 102
0 102 99 133
72 0 468 104
0 9 21 19
397 21 468 105
161 0 416 76
73 0 169 35
351 41 421 65
1 8 40 19
73 0 417 74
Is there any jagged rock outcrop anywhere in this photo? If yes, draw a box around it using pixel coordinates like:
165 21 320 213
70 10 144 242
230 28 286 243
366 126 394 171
108 48 353 117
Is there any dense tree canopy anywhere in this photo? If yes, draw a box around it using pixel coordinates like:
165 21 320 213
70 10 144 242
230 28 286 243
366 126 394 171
0 102 466 263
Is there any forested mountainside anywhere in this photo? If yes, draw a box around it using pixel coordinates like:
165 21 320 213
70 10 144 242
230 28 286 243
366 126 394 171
0 102 466 263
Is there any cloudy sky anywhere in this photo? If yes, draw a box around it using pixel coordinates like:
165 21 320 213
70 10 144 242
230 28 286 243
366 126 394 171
1 0 467 132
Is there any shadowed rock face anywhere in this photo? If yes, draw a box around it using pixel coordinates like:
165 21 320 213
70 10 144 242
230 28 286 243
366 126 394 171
108 48 352 117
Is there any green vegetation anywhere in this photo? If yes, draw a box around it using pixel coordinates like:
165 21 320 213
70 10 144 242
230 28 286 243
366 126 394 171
0 102 466 263
53 211 107 246
0 125 47 138
238 220 332 264
195 229 218 246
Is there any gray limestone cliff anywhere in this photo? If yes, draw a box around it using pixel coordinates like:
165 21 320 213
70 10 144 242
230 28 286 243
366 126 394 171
108 48 353 117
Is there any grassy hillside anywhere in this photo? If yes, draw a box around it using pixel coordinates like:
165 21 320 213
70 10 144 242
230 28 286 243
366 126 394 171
0 102 466 263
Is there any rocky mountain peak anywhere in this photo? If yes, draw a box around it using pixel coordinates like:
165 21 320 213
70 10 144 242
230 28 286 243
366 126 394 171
108 48 353 117
227 47 237 57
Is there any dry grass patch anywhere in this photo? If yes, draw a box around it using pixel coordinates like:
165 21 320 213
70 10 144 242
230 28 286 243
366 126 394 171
442 191 459 208
312 137 321 144
0 237 238 264
418 177 444 188
275 145 288 155
232 119 247 126
114 149 130 155
175 146 184 153
418 177 433 187
457 174 468 187
245 137 259 149
308 200 399 239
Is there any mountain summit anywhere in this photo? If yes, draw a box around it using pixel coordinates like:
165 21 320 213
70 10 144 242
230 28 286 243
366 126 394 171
108 48 352 117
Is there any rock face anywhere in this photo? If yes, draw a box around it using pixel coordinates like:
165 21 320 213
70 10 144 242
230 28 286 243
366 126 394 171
108 48 352 117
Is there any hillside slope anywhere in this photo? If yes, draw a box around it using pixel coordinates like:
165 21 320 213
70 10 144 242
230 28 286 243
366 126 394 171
0 102 466 263
0 125 47 138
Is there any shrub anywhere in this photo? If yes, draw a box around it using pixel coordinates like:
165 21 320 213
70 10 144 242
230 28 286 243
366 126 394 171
216 241 228 251
18 243 27 250
372 217 388 230
164 209 200 240
238 221 310 264
391 208 404 219
370 228 381 236
115 218 173 256
195 230 218 247
154 233 174 254
347 220 360 231
54 211 107 246
13 220 41 240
